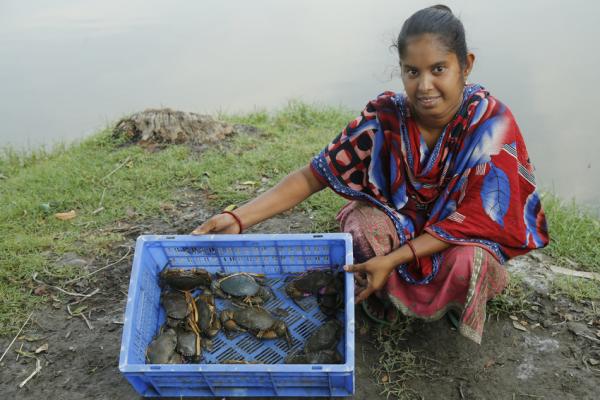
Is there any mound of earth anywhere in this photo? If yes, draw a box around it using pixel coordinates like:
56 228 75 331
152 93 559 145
113 108 250 145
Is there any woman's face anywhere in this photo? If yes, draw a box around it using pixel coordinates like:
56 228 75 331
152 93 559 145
400 33 473 127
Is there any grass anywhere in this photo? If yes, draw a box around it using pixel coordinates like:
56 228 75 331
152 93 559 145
1 100 599 336
487 273 533 317
542 193 600 272
370 321 430 400
551 276 600 303
0 101 350 334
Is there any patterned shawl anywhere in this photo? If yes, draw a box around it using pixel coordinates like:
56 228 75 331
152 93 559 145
310 84 549 284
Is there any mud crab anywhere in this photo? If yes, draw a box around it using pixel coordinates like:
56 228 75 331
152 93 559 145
146 327 182 364
285 269 343 314
176 323 203 362
211 272 272 306
284 319 343 364
161 290 191 327
316 273 345 316
220 306 293 346
160 267 212 291
304 319 342 353
195 293 221 338
285 269 338 299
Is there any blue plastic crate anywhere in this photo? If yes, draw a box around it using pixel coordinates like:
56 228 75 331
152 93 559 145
119 233 354 397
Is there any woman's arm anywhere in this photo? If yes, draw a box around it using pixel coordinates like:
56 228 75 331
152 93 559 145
192 165 326 234
344 232 451 303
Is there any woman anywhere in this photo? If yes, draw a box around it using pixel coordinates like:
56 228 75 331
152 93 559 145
192 5 549 344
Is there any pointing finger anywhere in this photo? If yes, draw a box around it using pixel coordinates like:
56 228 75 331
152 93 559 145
343 263 365 273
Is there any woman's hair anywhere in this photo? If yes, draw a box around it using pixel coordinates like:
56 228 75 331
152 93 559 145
395 5 468 67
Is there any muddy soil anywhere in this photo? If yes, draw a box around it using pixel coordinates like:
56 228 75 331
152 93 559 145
1 190 598 400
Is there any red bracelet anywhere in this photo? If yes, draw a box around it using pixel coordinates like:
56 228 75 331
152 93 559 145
405 240 421 270
221 210 243 234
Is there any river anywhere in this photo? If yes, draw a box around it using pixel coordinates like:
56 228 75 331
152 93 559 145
0 0 598 207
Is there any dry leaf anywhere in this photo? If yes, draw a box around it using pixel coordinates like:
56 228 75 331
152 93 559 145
240 181 256 186
588 358 600 366
381 374 389 383
33 285 48 296
483 358 496 369
513 321 528 332
509 315 519 321
35 343 48 354
54 210 76 220
596 330 600 338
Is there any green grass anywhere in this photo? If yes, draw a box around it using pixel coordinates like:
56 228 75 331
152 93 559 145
0 102 351 334
487 273 533 317
551 276 600 303
542 193 600 272
1 101 599 334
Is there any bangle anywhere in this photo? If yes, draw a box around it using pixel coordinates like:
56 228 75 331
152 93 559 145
405 240 421 270
221 210 243 234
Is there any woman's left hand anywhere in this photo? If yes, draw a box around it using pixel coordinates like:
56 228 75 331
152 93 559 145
343 255 396 304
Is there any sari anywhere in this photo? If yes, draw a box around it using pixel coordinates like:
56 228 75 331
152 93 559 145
310 84 549 342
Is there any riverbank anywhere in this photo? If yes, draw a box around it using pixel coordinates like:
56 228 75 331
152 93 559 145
1 103 599 398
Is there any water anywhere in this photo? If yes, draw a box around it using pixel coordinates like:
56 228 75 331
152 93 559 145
1 0 598 207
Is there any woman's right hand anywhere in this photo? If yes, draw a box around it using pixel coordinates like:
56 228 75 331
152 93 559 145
191 213 241 235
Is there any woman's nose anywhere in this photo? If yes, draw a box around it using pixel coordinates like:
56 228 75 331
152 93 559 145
417 73 434 92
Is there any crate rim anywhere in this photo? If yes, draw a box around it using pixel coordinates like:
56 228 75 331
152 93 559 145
119 233 355 373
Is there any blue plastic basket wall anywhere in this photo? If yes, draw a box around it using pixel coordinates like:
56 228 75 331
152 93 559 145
119 233 355 398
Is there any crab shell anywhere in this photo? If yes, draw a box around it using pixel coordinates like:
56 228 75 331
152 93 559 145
285 270 336 299
304 319 342 353
195 293 221 338
176 326 202 360
146 328 182 364
160 267 212 291
161 290 190 326
220 307 292 346
211 273 272 304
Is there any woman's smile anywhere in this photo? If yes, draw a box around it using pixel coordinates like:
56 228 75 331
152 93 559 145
417 95 442 108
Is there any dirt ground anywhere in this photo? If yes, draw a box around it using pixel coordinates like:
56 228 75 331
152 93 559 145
1 190 599 400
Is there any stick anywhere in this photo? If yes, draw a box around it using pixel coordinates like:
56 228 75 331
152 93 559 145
70 288 100 305
98 187 107 207
18 358 42 388
16 343 23 362
32 273 94 298
549 265 600 281
66 304 93 330
0 311 33 363
101 156 131 181
64 247 132 285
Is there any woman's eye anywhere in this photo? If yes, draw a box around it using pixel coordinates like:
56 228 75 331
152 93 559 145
433 66 446 74
406 69 418 77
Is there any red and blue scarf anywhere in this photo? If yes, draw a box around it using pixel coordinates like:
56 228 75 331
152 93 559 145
310 84 549 284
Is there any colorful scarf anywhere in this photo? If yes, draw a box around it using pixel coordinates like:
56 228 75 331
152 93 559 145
310 84 549 284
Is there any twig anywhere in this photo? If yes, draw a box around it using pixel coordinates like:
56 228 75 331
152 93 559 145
66 304 93 330
458 382 465 400
517 393 544 399
101 156 131 181
16 343 24 362
64 247 132 285
91 206 104 215
32 273 93 298
70 288 100 305
98 187 107 207
0 311 33 363
18 358 42 388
